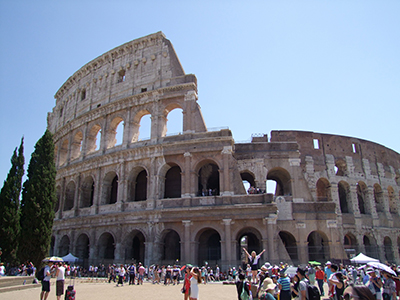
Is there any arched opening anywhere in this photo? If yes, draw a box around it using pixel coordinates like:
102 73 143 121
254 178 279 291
316 178 332 201
267 167 292 196
374 184 384 213
103 172 118 205
307 231 329 261
164 165 181 198
161 230 181 264
344 233 358 258
237 228 263 268
279 231 299 264
64 181 75 211
55 185 61 212
338 181 350 213
106 117 124 149
98 232 115 261
241 171 256 194
135 170 147 201
137 113 151 141
87 124 102 154
356 182 368 214
165 107 183 136
335 159 347 176
125 230 145 264
76 234 90 264
198 229 221 267
198 162 220 196
80 176 94 208
363 235 378 259
388 186 397 214
384 236 394 263
59 139 68 165
70 131 83 160
58 235 70 257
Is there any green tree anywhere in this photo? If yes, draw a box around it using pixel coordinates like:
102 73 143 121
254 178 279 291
19 130 56 268
0 138 24 264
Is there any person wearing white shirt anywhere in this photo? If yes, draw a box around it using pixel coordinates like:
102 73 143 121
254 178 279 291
55 262 65 300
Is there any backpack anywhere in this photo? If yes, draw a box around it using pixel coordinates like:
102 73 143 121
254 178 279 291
241 281 251 300
307 283 321 300
37 267 45 281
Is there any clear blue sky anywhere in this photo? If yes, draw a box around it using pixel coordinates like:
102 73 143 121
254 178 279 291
0 0 399 184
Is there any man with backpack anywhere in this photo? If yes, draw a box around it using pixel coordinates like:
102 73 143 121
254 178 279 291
297 266 309 300
39 261 53 300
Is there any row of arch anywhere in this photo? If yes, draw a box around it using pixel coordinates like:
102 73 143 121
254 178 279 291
55 106 183 166
53 226 400 266
316 178 399 214
56 161 220 211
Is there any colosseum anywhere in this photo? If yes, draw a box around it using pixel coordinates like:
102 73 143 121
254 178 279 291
48 32 400 270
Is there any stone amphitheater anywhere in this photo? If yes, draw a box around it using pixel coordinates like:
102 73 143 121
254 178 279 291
47 32 400 270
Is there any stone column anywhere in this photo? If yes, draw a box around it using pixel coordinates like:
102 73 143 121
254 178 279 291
222 219 233 267
220 146 233 196
182 152 192 198
91 167 102 214
74 173 81 216
265 214 278 263
182 220 192 264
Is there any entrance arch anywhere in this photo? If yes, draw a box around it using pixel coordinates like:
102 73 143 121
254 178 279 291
59 235 70 256
98 232 115 261
307 231 329 261
125 230 145 264
237 228 263 269
76 233 90 262
279 231 299 264
197 228 221 266
161 230 181 264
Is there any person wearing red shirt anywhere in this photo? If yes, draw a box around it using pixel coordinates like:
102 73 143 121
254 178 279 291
315 266 325 296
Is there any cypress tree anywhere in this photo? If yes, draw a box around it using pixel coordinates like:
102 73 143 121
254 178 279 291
0 138 24 264
19 130 56 268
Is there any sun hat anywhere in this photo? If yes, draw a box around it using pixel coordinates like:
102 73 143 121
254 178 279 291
263 278 276 291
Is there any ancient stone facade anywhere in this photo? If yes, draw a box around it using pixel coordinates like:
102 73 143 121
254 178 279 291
48 32 400 270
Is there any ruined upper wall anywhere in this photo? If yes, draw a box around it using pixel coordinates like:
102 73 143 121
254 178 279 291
270 130 400 180
48 32 195 132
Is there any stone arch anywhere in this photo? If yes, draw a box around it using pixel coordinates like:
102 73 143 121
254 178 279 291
278 231 298 264
80 175 95 208
241 171 256 194
102 171 118 205
196 228 221 267
55 185 61 212
164 104 183 137
70 130 83 160
76 233 90 261
388 186 397 214
124 230 145 264
58 235 70 256
86 123 102 154
383 236 394 263
97 232 115 261
128 166 148 202
59 139 69 166
160 229 181 264
106 116 124 149
132 109 152 142
356 181 368 214
196 160 220 196
363 234 378 259
267 167 292 196
335 159 347 176
338 181 351 213
163 163 182 199
236 227 263 267
344 232 358 258
64 180 76 211
316 178 332 201
374 184 384 213
307 231 330 261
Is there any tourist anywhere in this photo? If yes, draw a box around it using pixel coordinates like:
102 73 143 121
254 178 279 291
259 277 277 300
40 261 53 300
329 271 345 300
366 268 383 300
55 262 65 300
308 264 316 285
128 263 136 285
0 262 5 276
243 247 266 284
236 273 251 300
189 267 201 300
344 284 376 300
315 266 325 296
278 270 291 300
296 266 309 300
382 271 396 300
182 266 191 300
137 263 145 285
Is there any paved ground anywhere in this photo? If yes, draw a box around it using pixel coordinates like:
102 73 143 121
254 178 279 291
1 280 239 300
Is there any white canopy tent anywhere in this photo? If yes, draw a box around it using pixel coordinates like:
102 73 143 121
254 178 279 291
350 253 379 264
61 253 79 263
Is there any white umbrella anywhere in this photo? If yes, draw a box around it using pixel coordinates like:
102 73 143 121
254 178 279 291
367 262 396 276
